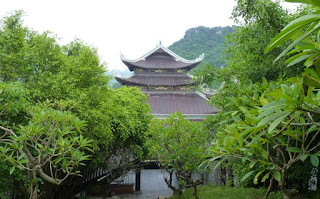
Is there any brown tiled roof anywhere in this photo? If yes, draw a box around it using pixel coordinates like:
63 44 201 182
121 44 204 71
115 74 193 86
122 53 201 71
146 92 218 115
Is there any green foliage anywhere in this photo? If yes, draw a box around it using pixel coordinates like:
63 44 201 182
147 113 211 196
286 161 315 193
148 113 210 172
169 185 283 199
0 101 93 198
286 0 320 7
231 159 256 187
195 1 320 199
0 10 152 198
0 160 28 199
75 86 151 166
169 26 235 70
204 3 320 198
0 82 31 126
224 0 301 82
0 10 28 82
196 0 304 91
265 0 320 89
208 77 320 197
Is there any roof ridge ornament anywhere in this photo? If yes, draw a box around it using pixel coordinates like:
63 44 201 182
120 43 204 64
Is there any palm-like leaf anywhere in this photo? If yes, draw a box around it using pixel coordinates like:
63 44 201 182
285 0 320 7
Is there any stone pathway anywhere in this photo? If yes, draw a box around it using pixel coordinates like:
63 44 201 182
91 193 171 199
119 193 171 199
90 191 172 199
90 169 175 199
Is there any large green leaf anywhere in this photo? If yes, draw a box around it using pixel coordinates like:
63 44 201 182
303 74 320 87
258 111 292 127
241 170 256 182
285 53 312 67
285 0 320 7
288 44 317 55
273 171 281 182
261 172 271 183
304 52 320 67
254 170 264 184
310 155 319 167
258 102 288 119
274 22 320 63
300 154 309 162
286 147 303 153
268 111 292 133
9 166 15 175
266 15 320 53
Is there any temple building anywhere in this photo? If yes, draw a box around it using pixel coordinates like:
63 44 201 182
116 43 218 120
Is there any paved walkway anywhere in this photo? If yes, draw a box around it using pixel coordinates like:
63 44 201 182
118 192 171 199
91 192 172 199
91 169 176 199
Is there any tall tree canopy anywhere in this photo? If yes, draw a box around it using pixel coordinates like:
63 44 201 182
0 11 151 198
197 0 302 89
204 1 320 199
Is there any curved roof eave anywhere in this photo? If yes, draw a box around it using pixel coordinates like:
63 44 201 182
121 59 202 71
120 44 204 64
115 76 195 87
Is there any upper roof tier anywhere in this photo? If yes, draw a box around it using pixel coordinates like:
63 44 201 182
121 43 204 71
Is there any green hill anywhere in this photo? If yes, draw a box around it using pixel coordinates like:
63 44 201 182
168 26 235 70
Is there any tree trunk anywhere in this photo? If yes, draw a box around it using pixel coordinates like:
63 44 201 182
192 185 199 199
280 188 292 199
220 167 226 185
279 170 292 199
178 188 183 195
28 180 38 199
28 169 38 199
263 177 274 199
164 170 178 193
226 166 234 187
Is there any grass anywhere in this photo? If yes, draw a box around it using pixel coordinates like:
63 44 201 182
169 186 320 199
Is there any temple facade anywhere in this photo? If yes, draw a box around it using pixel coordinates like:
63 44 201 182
116 43 218 120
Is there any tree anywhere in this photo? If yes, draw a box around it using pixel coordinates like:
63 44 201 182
0 11 152 198
147 113 211 199
0 83 92 199
208 78 320 199
0 10 27 82
0 82 30 199
197 0 301 89
206 1 320 199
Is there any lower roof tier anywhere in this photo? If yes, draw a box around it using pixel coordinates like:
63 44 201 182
146 92 218 116
115 74 194 86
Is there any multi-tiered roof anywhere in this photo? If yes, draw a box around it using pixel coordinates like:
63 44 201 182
116 43 217 120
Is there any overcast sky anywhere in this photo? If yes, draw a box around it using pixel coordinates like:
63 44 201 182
0 0 298 71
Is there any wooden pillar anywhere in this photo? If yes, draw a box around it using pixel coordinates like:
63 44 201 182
135 170 141 191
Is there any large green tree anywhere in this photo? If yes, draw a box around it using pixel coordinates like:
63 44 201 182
196 0 301 90
0 82 93 199
147 113 211 199
206 1 320 199
0 11 151 198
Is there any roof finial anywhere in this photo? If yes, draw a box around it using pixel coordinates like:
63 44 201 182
159 40 162 46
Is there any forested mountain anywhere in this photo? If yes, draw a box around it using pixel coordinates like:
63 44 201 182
168 26 235 69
